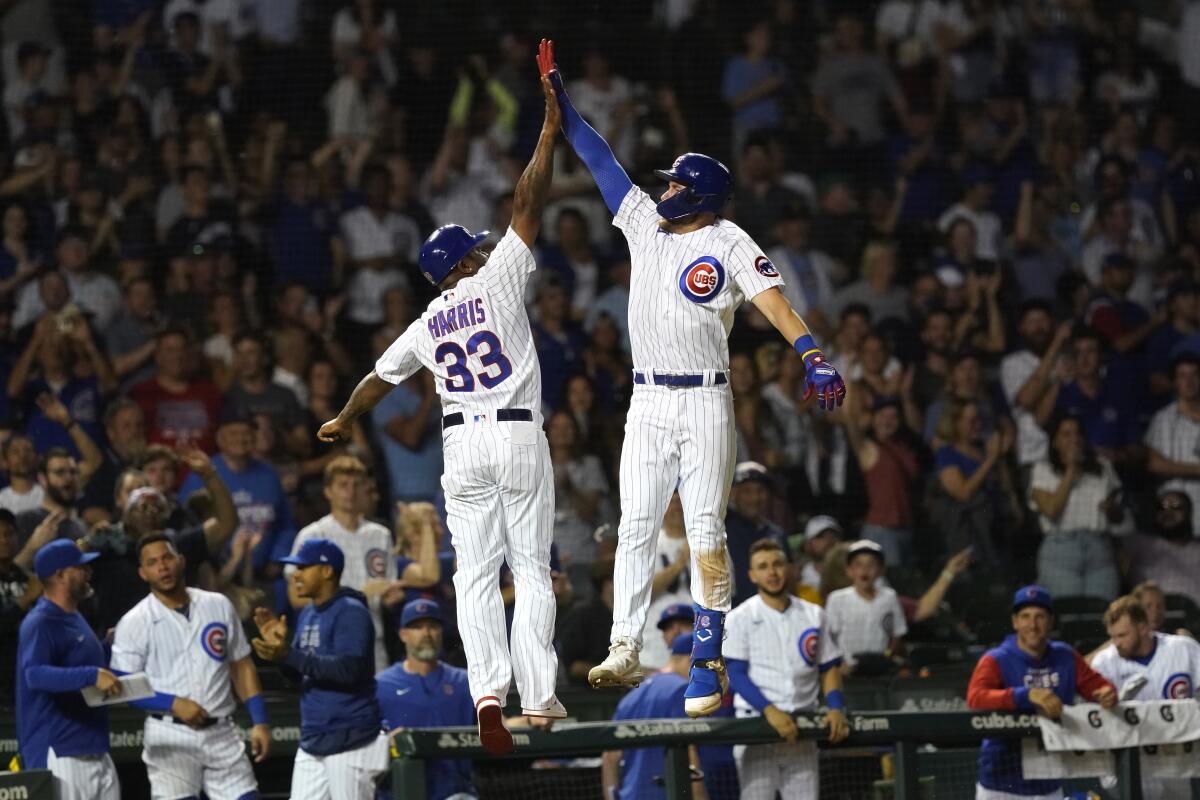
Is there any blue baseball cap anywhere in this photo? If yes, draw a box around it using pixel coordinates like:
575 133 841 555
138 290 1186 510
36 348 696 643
656 602 694 630
400 598 442 628
670 632 694 656
279 538 344 574
1013 585 1054 613
34 539 100 580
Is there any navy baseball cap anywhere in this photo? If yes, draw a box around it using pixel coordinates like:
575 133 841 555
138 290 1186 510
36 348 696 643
670 632 694 656
400 598 442 628
656 602 694 630
34 539 100 580
1013 585 1054 613
279 538 344 574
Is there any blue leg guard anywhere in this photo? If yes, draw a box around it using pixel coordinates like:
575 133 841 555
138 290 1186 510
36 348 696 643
690 604 724 661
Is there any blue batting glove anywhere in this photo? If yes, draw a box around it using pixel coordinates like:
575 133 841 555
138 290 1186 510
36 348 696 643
795 335 846 411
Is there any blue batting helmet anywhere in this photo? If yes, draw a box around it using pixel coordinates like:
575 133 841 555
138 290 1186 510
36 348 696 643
654 153 732 221
418 224 490 286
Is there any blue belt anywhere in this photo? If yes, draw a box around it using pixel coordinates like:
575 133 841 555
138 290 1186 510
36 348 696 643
633 371 727 387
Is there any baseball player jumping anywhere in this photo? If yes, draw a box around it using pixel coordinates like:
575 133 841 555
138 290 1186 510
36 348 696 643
537 39 846 716
110 533 271 800
317 66 566 754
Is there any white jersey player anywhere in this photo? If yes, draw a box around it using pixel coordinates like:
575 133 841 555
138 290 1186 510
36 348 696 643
1091 595 1200 800
288 455 399 673
317 72 565 756
538 39 847 716
724 538 849 799
111 534 271 800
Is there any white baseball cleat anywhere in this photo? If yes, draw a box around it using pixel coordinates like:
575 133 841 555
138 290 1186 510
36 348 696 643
523 697 567 728
587 639 645 688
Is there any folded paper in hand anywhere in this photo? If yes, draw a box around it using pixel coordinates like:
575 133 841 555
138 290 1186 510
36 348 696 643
82 672 153 707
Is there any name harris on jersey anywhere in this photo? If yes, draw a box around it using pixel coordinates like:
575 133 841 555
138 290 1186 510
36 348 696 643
427 298 487 340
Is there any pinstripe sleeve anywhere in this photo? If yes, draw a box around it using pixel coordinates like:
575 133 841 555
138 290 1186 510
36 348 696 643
613 186 657 250
110 611 147 674
482 228 538 297
375 318 426 385
223 596 251 662
817 607 843 670
727 236 785 301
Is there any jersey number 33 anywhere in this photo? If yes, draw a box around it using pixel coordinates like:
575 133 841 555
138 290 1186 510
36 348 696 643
435 330 513 392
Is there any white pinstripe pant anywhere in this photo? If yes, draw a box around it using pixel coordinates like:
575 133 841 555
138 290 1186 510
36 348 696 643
441 415 558 710
734 740 818 799
610 384 735 648
46 747 120 800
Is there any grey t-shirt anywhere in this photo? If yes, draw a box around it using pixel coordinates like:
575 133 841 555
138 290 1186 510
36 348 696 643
811 53 899 145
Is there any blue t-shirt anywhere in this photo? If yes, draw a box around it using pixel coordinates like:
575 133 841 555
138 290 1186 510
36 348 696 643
16 598 110 768
935 445 981 478
1052 378 1140 450
376 662 475 800
612 671 690 800
371 382 444 505
22 378 104 458
269 198 336 293
721 57 785 133
178 454 298 572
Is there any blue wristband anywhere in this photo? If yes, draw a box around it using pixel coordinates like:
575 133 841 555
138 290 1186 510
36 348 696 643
793 334 820 362
826 690 846 711
246 694 268 726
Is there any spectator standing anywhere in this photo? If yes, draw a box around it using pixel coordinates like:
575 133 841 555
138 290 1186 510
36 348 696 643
937 164 1003 261
732 136 807 248
725 462 785 606
1001 302 1070 467
1146 354 1200 536
539 208 603 321
288 456 403 673
226 332 310 460
130 329 223 453
1148 281 1199 396
0 509 37 707
268 158 340 295
546 410 611 594
721 21 787 155
1028 415 1124 600
80 398 146 524
1126 491 1200 607
825 540 907 668
339 166 419 331
0 434 42 513
585 260 631 355
827 240 909 326
730 353 791 471
16 540 121 798
766 204 837 328
13 449 89 572
532 281 587 411
371 370 443 506
103 276 161 388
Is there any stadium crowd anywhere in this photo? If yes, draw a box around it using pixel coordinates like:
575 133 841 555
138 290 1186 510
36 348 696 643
4 0 1200 772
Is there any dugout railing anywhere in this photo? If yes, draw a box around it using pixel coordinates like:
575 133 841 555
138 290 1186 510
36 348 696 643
389 710 1159 800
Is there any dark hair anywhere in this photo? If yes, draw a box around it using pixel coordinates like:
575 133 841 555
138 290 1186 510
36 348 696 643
840 303 871 323
139 444 178 469
749 538 786 559
137 532 177 563
0 508 16 531
1 433 32 459
38 447 74 475
1045 414 1102 476
155 325 191 346
103 396 143 429
1097 194 1130 222
231 329 271 353
1071 325 1105 352
1018 299 1054 321
1171 352 1200 378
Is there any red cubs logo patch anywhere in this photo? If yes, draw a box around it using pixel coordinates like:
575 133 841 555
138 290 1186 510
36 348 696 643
201 622 228 662
366 548 387 578
754 256 780 278
679 257 725 304
798 627 820 666
1164 673 1192 699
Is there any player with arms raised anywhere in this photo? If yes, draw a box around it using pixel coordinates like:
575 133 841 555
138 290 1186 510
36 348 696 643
316 64 564 755
537 39 846 717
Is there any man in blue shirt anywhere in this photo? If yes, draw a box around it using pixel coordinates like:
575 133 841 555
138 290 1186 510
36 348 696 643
253 538 388 800
17 539 123 799
376 599 476 800
180 404 297 607
601 633 712 800
371 371 444 506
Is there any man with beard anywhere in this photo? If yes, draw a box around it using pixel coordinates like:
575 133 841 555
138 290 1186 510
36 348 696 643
375 599 478 800
1000 301 1072 468
1090 596 1200 800
81 398 147 525
13 448 89 571
16 539 122 799
1127 491 1200 609
724 539 849 799
111 534 271 799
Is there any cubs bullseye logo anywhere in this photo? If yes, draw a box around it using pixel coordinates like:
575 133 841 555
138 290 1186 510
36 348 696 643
366 548 387 578
798 627 820 666
1164 673 1192 699
679 257 725 304
201 622 228 662
754 256 780 278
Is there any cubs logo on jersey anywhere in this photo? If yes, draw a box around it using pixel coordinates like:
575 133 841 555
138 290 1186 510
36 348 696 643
201 621 228 662
754 256 780 278
365 548 387 578
797 627 820 666
1164 672 1193 699
678 257 725 304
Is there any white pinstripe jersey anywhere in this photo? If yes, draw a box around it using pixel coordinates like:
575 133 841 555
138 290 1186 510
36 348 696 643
289 514 396 672
1091 633 1200 700
111 588 250 718
375 228 540 414
724 594 842 714
615 187 785 372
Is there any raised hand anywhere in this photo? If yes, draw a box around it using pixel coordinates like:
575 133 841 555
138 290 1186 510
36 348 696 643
537 39 564 94
176 439 215 478
35 392 72 428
